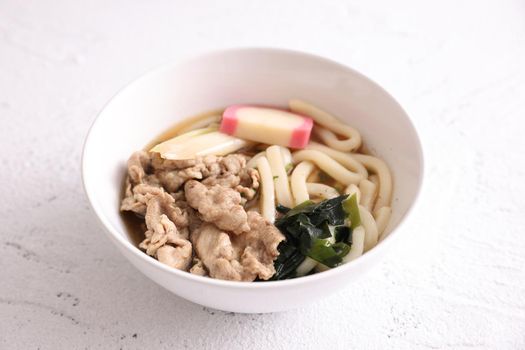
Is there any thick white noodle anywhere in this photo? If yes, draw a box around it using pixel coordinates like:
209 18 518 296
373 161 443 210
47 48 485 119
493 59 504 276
256 156 275 223
178 115 222 133
359 205 379 252
280 146 292 166
359 179 377 212
292 150 362 185
375 206 392 240
312 125 361 153
290 161 316 205
306 183 340 200
343 226 365 262
289 99 361 151
306 142 368 177
266 145 294 208
246 151 265 169
296 257 318 276
344 184 361 203
352 154 392 211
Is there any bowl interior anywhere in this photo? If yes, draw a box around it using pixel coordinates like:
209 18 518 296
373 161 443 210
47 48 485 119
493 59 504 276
83 48 423 267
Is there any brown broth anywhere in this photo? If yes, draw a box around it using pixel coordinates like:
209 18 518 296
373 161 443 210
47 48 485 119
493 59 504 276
144 109 224 151
122 211 148 246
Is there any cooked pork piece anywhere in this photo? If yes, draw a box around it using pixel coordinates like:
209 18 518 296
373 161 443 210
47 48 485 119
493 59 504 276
138 194 192 270
121 181 161 216
144 190 189 229
189 258 208 276
184 180 250 234
127 150 152 184
191 212 284 281
122 152 193 271
201 166 260 202
233 211 284 280
156 243 192 270
202 173 240 188
191 223 243 280
150 154 247 192
121 149 282 279
219 154 247 174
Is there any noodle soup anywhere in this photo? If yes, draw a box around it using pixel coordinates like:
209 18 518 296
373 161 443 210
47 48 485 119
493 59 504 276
120 100 392 281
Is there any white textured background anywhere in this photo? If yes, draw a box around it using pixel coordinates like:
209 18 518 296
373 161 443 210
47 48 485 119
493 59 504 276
1 1 525 349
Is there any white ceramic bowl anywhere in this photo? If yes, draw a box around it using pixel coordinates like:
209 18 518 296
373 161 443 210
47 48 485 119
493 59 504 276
82 48 424 313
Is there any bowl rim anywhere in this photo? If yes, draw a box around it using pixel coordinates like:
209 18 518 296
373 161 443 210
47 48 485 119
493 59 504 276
81 47 425 289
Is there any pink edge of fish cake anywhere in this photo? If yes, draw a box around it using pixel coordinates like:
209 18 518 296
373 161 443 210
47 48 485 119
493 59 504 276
289 116 313 149
220 105 243 135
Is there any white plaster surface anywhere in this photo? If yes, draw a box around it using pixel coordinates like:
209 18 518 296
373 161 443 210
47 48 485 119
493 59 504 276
1 1 525 349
